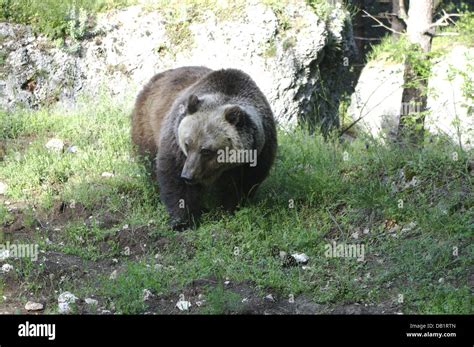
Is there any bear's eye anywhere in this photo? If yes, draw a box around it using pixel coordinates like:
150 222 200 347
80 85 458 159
200 148 216 157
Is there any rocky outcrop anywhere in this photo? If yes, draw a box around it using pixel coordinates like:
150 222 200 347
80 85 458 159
348 45 473 149
0 1 355 127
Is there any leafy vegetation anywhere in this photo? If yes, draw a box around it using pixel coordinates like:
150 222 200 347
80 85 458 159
0 0 121 39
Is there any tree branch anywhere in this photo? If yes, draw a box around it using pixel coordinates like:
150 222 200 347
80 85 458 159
429 10 462 28
431 32 460 37
362 10 405 35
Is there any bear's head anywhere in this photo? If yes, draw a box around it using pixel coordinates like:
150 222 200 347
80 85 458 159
177 93 261 186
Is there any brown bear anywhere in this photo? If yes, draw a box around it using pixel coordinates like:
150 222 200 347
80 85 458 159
131 66 277 230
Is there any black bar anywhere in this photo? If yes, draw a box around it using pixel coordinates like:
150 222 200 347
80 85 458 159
0 314 472 346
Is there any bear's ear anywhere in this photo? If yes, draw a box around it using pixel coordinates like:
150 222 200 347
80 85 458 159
225 106 247 127
187 94 201 114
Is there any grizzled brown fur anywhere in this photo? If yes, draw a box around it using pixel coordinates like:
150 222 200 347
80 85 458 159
131 66 277 230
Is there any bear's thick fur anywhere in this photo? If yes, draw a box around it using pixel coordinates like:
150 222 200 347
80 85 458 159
131 66 277 230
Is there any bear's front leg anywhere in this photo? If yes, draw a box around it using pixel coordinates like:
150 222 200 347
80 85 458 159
156 162 202 231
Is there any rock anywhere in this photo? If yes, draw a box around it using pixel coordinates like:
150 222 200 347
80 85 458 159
45 138 64 152
264 294 275 302
349 46 474 148
426 46 473 148
58 292 78 314
291 252 309 264
348 61 404 141
142 289 154 301
25 301 44 311
1 264 13 273
101 172 115 178
401 221 417 233
67 145 78 153
0 182 7 195
109 270 118 280
85 298 98 306
176 298 192 311
0 2 355 128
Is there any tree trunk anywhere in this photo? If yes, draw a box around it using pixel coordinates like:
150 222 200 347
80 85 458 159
397 0 433 145
405 0 433 53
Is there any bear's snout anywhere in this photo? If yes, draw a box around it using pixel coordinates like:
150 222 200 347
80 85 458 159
181 154 200 185
181 172 197 185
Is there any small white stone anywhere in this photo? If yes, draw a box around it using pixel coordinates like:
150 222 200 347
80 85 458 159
291 253 309 264
45 138 64 152
109 270 118 280
67 145 78 153
58 292 78 304
143 289 154 301
1 264 13 273
58 292 78 314
25 301 44 311
264 294 274 302
176 299 192 311
85 298 98 306
0 182 7 195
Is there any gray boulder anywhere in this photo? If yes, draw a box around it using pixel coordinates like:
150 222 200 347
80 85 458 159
0 2 355 127
348 45 473 149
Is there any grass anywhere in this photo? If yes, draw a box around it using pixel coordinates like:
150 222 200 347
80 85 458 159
0 94 472 314
0 0 123 39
